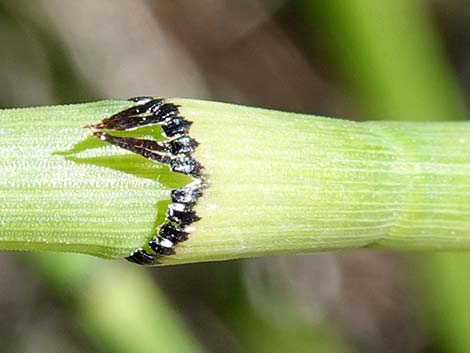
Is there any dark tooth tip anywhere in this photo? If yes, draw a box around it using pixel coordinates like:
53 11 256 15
98 99 166 130
155 103 179 120
170 157 202 177
149 238 175 256
169 136 199 155
171 185 203 205
167 203 200 226
146 100 166 115
159 223 189 243
126 248 160 265
162 117 192 137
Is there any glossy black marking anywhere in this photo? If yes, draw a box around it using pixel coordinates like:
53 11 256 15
158 223 189 243
156 103 181 121
167 203 200 226
168 136 199 155
91 99 165 130
126 248 160 265
171 183 203 205
90 98 205 265
93 132 163 151
109 135 198 155
148 237 175 256
95 132 202 174
171 157 202 177
94 132 172 165
162 117 192 137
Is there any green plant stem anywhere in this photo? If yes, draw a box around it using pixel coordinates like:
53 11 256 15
0 100 186 258
298 1 470 352
171 99 470 264
2 99 470 264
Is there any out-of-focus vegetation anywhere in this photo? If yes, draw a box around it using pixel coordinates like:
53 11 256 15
0 1 469 352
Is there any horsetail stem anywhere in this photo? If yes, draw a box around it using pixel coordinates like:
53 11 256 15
1 98 470 265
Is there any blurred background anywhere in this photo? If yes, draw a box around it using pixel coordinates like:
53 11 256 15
0 1 469 352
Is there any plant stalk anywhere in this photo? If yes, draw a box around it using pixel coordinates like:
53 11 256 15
1 99 470 265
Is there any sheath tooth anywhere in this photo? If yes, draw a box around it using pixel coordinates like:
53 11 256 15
162 117 192 137
168 136 199 155
158 223 189 243
126 248 160 265
149 237 175 256
167 203 200 226
89 98 205 265
171 182 203 205
170 157 202 177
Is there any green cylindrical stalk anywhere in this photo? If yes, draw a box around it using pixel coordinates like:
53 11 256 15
0 100 188 258
172 99 470 264
1 98 470 265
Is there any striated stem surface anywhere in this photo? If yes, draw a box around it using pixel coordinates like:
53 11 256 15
0 100 188 258
169 99 470 264
1 98 470 264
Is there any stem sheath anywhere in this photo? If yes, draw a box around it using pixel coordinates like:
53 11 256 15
0 100 184 258
1 99 470 264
